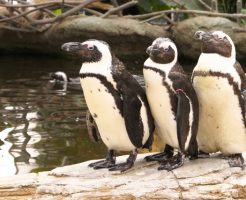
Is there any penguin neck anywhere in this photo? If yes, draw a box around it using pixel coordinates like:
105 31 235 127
144 57 176 74
80 55 112 76
196 52 241 87
198 53 236 69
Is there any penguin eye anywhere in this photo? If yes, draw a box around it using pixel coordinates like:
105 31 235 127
215 34 224 40
88 45 94 51
164 46 169 51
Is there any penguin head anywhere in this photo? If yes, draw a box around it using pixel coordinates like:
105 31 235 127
194 30 235 59
146 37 178 64
61 39 112 64
49 71 68 82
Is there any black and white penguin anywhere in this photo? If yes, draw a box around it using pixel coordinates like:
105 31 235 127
192 30 246 168
61 39 154 172
143 37 199 170
50 71 69 83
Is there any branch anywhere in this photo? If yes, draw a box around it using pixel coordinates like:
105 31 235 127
0 4 58 23
0 24 36 32
233 27 246 32
162 14 175 25
101 0 137 18
31 0 100 25
110 0 122 16
41 8 57 17
83 8 103 16
140 14 164 24
0 2 57 8
0 0 104 8
197 0 211 11
140 13 175 25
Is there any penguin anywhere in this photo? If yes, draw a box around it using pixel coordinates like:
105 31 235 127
143 37 199 170
50 71 69 83
61 39 154 172
192 30 246 168
49 71 82 91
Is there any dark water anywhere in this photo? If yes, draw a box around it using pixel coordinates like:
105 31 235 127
0 56 110 177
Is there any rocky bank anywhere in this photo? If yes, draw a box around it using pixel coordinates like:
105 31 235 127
0 153 246 199
1 15 246 62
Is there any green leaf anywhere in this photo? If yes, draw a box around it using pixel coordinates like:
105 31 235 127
53 8 62 16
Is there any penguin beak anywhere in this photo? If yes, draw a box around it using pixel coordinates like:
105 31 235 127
194 31 214 43
146 46 162 57
146 46 152 55
194 31 205 40
61 42 82 53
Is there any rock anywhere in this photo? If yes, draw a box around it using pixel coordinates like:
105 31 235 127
172 16 240 60
0 153 245 199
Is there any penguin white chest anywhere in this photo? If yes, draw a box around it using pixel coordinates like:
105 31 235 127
143 69 178 148
193 75 246 154
80 76 135 151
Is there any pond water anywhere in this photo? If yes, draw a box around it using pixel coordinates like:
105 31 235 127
0 55 148 177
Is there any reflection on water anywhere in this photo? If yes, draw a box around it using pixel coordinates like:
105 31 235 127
0 56 109 177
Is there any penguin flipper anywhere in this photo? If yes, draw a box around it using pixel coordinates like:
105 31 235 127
169 72 198 156
114 71 147 148
120 83 143 148
234 61 246 90
86 110 101 143
176 89 191 153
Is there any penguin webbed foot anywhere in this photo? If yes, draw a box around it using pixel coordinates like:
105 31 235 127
88 150 116 169
145 152 172 162
108 162 133 172
158 151 185 171
89 159 116 169
109 150 137 172
228 153 245 170
145 145 174 162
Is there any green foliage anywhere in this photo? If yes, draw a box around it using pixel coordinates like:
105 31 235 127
218 0 246 13
241 8 246 24
137 0 212 13
218 0 236 13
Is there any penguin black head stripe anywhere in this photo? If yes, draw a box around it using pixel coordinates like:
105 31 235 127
194 30 234 58
146 37 177 64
